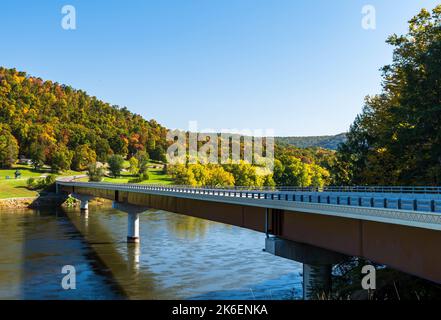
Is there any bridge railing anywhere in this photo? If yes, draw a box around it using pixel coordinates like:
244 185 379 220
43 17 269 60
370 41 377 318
57 180 441 213
61 180 441 194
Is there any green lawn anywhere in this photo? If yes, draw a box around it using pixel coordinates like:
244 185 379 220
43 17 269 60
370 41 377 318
0 163 172 199
0 165 84 199
101 168 173 185
0 179 38 199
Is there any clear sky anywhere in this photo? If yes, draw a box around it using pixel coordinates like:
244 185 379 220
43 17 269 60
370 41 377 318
0 0 436 136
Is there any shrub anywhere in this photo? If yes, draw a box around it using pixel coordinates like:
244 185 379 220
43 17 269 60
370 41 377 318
27 177 36 189
128 170 150 183
87 163 105 182
140 171 150 181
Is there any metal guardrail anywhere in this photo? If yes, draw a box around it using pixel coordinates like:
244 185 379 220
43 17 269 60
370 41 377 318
57 181 441 213
56 177 441 194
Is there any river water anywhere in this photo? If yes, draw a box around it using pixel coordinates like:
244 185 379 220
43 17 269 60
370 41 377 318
0 205 303 300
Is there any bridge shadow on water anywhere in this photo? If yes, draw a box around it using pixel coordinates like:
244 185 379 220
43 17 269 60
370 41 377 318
7 206 126 299
1 203 309 300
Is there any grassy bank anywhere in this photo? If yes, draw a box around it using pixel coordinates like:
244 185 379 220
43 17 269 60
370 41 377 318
84 168 173 185
0 165 83 199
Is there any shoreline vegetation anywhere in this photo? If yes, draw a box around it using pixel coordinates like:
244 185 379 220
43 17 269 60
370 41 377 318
0 162 173 207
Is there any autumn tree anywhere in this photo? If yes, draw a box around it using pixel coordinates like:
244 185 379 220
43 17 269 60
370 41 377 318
50 144 73 173
0 125 19 168
72 145 97 171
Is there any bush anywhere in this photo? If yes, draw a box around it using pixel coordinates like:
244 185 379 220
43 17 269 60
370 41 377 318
45 174 57 185
140 171 150 181
26 175 56 191
87 163 105 182
26 177 36 189
128 170 150 183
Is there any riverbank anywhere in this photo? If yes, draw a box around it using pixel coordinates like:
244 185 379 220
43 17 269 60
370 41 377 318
0 195 67 209
0 195 112 209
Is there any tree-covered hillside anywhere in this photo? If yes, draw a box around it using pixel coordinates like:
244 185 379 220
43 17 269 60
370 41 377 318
0 67 168 170
276 133 347 150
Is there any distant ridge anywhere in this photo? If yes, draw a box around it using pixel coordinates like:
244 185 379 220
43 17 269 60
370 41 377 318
275 133 347 150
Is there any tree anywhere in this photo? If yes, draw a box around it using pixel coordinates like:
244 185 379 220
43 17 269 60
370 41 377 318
87 163 105 182
29 142 46 170
206 166 235 187
0 125 19 168
284 157 310 187
337 6 441 185
262 174 276 188
310 164 330 187
129 157 139 175
224 161 260 187
108 154 125 177
72 145 96 171
50 144 73 172
169 164 197 186
135 150 150 173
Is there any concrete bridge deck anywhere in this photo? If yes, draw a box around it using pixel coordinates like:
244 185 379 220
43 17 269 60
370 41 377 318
58 181 441 231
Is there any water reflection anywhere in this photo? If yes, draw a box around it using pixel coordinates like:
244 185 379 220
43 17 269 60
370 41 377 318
0 206 302 300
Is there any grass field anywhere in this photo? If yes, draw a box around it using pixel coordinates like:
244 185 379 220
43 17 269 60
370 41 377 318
0 163 172 199
101 168 173 185
0 165 83 199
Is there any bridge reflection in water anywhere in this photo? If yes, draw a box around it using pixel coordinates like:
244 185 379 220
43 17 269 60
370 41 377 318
65 205 302 299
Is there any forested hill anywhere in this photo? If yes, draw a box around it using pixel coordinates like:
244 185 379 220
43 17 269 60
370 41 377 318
0 67 168 169
276 133 347 150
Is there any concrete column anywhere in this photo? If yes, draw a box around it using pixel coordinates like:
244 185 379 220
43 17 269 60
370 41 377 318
127 212 140 243
80 199 89 212
303 263 332 300
265 237 346 300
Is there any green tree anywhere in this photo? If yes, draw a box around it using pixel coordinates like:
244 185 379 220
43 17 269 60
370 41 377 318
206 166 235 187
262 174 276 188
87 163 105 182
129 157 139 175
29 142 46 170
169 164 197 186
0 125 19 168
50 144 73 172
72 145 97 171
108 154 125 177
337 6 441 185
135 150 150 173
224 161 260 187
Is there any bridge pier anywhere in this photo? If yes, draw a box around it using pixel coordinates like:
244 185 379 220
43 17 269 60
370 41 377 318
80 199 89 212
265 237 346 300
127 212 140 243
71 193 94 213
112 202 149 244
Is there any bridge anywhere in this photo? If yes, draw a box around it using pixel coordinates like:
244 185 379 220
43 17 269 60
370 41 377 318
56 180 441 299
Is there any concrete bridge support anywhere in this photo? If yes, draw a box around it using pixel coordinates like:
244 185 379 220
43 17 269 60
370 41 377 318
112 202 149 244
127 212 140 243
265 237 347 300
71 193 94 213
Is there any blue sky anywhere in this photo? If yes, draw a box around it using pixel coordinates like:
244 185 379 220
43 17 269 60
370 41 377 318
0 0 436 136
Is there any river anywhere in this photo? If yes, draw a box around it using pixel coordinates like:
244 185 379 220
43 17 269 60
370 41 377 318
0 205 303 300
